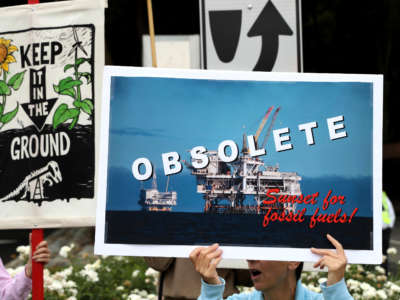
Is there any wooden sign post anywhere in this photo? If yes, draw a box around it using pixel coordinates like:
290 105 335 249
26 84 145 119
146 0 157 67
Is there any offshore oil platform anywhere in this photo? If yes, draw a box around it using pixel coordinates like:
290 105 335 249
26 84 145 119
139 172 177 211
185 106 302 214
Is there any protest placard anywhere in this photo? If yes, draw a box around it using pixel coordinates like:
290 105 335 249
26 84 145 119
0 0 104 229
95 67 382 263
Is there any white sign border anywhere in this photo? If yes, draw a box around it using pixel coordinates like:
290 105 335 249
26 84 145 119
95 66 383 264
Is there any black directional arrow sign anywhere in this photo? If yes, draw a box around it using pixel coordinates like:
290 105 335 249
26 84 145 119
247 0 293 71
21 67 58 132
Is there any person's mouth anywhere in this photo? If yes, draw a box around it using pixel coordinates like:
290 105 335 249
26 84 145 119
249 269 262 280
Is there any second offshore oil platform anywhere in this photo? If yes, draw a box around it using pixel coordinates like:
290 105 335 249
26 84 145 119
185 106 302 214
139 172 177 212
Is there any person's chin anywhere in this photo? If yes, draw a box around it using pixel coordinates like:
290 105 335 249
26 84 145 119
251 277 264 290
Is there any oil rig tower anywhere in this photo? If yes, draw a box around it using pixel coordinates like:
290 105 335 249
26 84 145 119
186 106 302 214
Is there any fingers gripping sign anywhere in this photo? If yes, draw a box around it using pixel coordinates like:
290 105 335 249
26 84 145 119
32 241 51 263
311 234 347 286
26 233 51 278
189 243 223 285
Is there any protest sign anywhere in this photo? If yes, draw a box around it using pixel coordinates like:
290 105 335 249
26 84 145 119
0 0 104 229
95 67 382 263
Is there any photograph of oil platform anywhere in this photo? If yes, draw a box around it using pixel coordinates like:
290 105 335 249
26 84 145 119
184 106 302 214
139 172 177 211
105 74 374 250
139 106 302 214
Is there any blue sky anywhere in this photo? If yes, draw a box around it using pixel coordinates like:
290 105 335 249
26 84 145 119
105 76 374 215
108 76 373 179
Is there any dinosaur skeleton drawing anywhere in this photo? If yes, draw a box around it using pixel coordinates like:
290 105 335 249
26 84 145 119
1 161 62 205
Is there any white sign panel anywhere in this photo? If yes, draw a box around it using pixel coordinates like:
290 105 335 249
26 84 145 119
0 0 104 229
95 66 382 264
200 0 302 71
142 35 200 69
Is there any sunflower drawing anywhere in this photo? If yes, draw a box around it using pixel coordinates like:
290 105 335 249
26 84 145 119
0 38 17 75
0 38 26 131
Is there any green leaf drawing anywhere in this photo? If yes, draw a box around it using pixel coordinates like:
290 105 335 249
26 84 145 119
72 99 93 115
57 77 83 91
75 58 91 68
0 104 3 116
82 98 93 110
69 113 80 129
7 70 26 91
81 98 94 115
79 72 92 84
54 84 76 99
53 104 80 129
73 100 82 108
53 104 68 128
52 43 93 129
64 64 75 72
61 88 76 98
0 103 18 124
0 81 11 96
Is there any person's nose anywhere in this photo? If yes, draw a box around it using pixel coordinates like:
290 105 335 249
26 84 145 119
247 259 258 266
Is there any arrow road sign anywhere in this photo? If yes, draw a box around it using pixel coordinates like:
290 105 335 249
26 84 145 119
200 0 303 72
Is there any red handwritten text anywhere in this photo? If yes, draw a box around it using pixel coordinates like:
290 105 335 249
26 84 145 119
322 189 345 210
309 207 358 229
263 207 306 227
263 188 319 205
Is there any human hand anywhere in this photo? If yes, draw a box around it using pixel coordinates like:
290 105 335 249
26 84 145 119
311 234 347 286
189 243 223 285
25 234 51 279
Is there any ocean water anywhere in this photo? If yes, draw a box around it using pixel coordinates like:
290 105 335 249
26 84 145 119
105 211 372 250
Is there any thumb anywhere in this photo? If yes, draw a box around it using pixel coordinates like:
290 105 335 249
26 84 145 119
28 233 32 262
25 234 33 278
